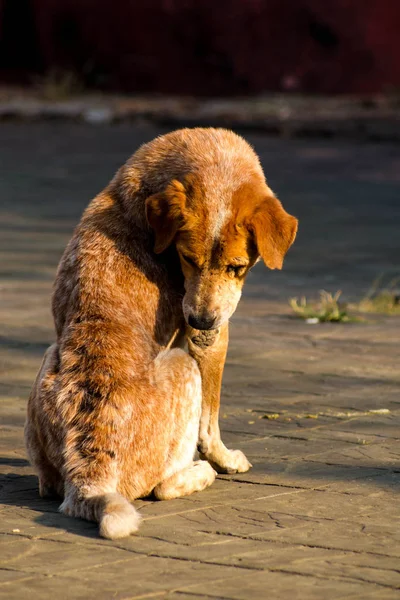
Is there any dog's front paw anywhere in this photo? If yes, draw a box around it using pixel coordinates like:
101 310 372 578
200 443 252 474
227 449 252 474
218 449 252 474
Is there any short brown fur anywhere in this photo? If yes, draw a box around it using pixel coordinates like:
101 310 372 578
25 128 297 539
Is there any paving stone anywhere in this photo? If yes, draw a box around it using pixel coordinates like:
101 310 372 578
173 569 396 600
0 536 139 575
1 558 240 600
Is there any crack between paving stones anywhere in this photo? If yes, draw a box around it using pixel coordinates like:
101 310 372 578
271 434 385 446
0 486 39 494
229 505 336 524
225 478 319 491
173 592 236 600
0 566 33 573
334 562 400 575
1 570 168 600
2 550 261 585
51 555 150 577
318 469 399 487
304 459 399 473
0 530 118 547
207 531 400 561
131 534 232 548
121 592 167 600
0 541 34 565
170 570 272 599
91 545 264 574
141 487 310 521
231 419 345 448
0 533 260 574
271 435 310 441
268 567 400 590
228 478 395 497
179 511 221 526
0 570 44 587
324 428 400 441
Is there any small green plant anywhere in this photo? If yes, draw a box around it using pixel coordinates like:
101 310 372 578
289 290 352 323
290 275 400 324
35 69 83 101
354 275 400 315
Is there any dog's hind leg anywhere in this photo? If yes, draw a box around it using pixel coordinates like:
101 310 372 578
59 347 210 536
56 348 200 538
154 460 216 500
152 348 216 501
25 420 63 498
25 343 64 498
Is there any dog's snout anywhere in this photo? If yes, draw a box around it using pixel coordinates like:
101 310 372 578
188 312 217 330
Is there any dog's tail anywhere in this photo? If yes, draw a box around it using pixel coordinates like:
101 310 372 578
60 491 141 539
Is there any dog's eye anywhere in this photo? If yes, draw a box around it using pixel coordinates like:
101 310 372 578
181 254 197 269
227 265 246 277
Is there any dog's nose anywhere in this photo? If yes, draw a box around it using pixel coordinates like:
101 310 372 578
188 313 217 330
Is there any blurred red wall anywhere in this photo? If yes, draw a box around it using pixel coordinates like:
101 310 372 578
1 0 400 95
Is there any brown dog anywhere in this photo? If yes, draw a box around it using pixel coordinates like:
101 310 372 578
25 128 297 539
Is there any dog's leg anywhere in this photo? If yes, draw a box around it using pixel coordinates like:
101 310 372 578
25 421 63 498
154 461 216 500
152 348 216 499
61 347 203 536
187 323 252 474
25 344 64 498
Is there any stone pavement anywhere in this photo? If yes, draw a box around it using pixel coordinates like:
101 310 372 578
0 123 399 599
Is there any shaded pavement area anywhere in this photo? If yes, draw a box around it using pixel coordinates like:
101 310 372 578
0 123 399 599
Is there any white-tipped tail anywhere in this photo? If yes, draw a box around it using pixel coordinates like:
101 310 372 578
99 493 141 539
60 491 141 539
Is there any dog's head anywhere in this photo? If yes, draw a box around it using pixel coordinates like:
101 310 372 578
146 174 297 330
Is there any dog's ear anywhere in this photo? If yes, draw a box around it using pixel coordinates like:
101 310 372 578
247 196 298 270
145 180 187 253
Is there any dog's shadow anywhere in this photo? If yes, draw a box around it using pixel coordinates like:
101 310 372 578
0 457 154 540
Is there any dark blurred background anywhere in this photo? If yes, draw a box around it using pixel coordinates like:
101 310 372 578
1 0 400 96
